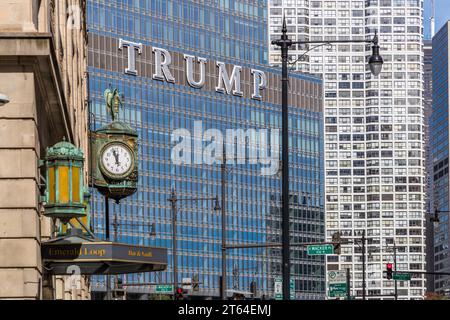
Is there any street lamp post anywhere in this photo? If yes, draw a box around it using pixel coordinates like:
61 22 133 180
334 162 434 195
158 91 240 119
361 230 366 300
168 190 178 298
168 189 220 300
393 240 398 300
105 197 111 300
218 152 255 300
271 16 383 300
221 149 227 300
430 207 450 292
430 208 450 228
272 16 292 302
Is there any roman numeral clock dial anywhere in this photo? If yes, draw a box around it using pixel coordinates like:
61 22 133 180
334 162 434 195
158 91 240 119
100 142 133 179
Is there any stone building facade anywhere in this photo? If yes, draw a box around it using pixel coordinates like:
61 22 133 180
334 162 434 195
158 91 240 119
0 0 89 299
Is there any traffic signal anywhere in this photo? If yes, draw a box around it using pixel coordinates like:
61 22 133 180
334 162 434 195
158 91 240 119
332 232 341 255
193 274 199 292
250 281 257 296
116 277 123 289
386 263 393 280
176 287 184 300
113 276 125 298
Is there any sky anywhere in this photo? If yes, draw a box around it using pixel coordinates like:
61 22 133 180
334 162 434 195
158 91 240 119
424 0 450 39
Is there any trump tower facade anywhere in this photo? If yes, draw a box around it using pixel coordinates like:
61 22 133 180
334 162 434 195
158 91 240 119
87 0 324 299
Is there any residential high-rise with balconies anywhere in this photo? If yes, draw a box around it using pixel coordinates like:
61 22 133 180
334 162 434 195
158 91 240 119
269 0 426 299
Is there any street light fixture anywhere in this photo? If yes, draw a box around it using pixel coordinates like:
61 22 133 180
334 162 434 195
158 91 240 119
431 211 440 229
0 93 10 106
430 208 450 229
368 33 383 76
271 16 383 300
167 189 220 300
214 196 221 211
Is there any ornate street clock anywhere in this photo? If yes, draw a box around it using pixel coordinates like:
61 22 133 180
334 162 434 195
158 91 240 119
91 88 138 202
100 141 134 179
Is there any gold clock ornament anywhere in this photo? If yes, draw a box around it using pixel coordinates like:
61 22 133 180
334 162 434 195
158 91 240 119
90 88 138 202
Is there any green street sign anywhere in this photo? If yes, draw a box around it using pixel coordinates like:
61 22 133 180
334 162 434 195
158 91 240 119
274 278 295 300
329 283 347 290
329 291 347 298
329 283 347 298
274 277 282 300
393 273 411 281
307 244 334 255
290 279 295 300
155 284 174 293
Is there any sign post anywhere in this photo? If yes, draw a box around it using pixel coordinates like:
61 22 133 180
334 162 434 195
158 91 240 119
393 273 411 281
156 284 174 294
182 277 193 291
274 277 283 300
274 277 295 300
307 244 334 255
328 270 347 298
290 279 295 300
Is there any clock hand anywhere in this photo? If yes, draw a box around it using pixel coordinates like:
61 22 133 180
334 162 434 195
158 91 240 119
112 149 120 166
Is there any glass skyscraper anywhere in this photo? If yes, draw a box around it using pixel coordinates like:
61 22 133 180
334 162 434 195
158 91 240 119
87 0 325 299
430 21 450 296
423 38 434 294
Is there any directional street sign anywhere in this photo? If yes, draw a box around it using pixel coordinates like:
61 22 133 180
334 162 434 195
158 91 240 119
182 277 192 290
328 270 346 284
155 284 173 293
328 270 347 298
393 272 411 281
307 244 334 255
274 277 282 300
329 291 347 298
290 279 295 300
329 283 347 298
329 283 347 290
274 277 295 300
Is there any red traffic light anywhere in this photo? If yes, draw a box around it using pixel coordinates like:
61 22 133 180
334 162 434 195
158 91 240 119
386 263 393 280
176 287 185 300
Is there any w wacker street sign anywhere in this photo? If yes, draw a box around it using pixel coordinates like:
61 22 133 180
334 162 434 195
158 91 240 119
155 284 173 293
307 244 334 255
393 272 411 281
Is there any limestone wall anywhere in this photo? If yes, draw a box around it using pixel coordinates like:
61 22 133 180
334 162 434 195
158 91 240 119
0 0 90 300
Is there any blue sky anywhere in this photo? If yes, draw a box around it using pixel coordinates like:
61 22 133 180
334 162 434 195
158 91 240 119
424 0 450 39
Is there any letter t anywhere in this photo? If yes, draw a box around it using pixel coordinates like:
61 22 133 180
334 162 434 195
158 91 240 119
119 38 143 76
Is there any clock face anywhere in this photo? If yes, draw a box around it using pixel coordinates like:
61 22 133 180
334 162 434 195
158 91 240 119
101 143 133 178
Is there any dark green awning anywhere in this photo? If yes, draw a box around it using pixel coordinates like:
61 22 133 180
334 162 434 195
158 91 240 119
42 236 167 275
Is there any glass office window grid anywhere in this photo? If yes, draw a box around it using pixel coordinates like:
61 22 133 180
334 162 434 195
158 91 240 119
269 0 426 299
423 39 434 293
430 22 450 296
87 0 325 299
88 0 268 66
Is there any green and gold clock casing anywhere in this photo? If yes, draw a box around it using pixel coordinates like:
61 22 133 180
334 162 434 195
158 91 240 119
91 121 138 202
